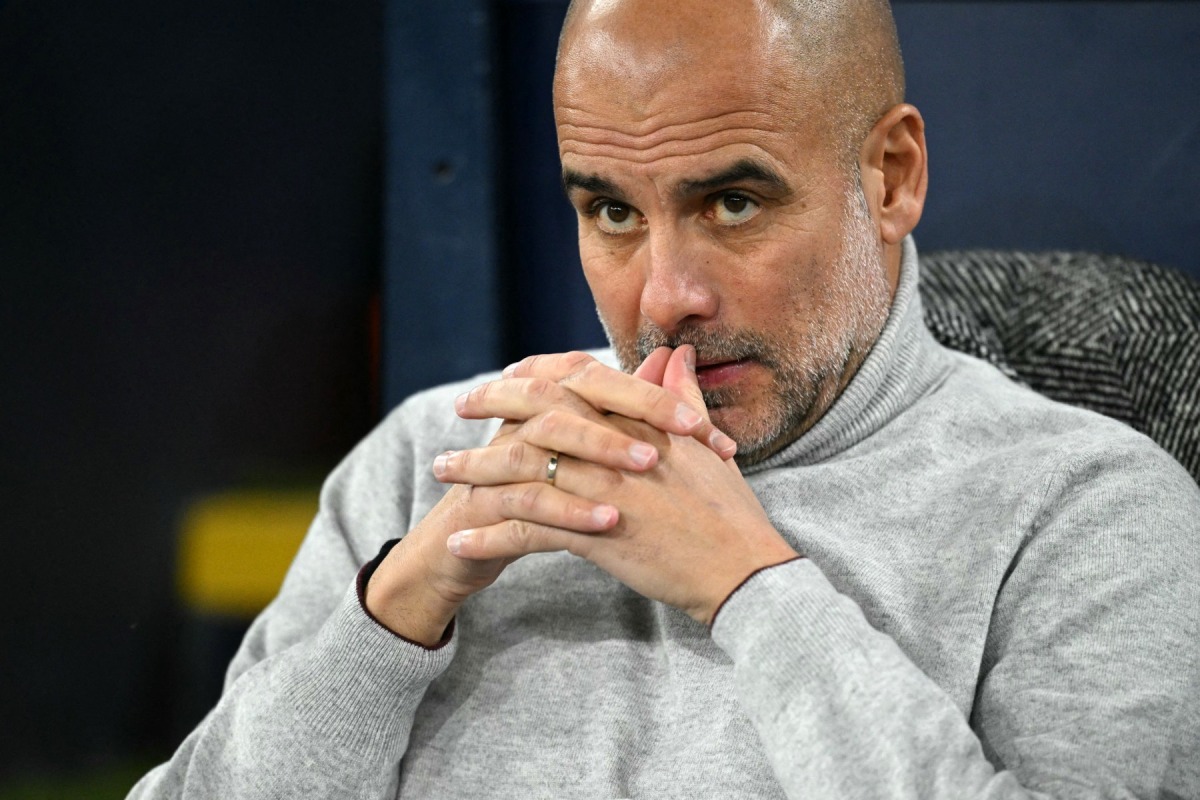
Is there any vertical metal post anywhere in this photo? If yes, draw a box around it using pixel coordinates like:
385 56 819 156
383 0 500 409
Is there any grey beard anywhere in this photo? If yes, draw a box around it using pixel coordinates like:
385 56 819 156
631 324 829 465
597 181 891 466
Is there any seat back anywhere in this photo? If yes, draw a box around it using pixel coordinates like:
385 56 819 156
919 250 1200 484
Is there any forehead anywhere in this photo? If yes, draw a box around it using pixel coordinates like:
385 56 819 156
553 2 829 179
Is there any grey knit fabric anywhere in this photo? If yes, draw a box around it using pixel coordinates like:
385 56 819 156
128 239 1200 799
919 250 1200 483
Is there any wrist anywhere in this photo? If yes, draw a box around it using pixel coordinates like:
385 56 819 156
364 536 461 647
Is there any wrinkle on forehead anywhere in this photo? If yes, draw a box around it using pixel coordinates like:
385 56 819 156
558 128 790 170
557 109 785 148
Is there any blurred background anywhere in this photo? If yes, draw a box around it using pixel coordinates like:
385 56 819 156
0 0 1196 796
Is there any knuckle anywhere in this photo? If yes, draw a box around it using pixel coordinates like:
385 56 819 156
522 377 552 402
470 382 491 406
563 351 594 372
505 443 528 473
524 354 547 376
538 408 563 434
506 519 534 551
642 381 670 410
518 485 541 512
579 359 607 382
501 484 540 514
572 418 598 449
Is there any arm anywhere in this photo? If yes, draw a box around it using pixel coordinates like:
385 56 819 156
128 395 465 799
714 441 1200 799
442 355 1200 798
130 356 729 798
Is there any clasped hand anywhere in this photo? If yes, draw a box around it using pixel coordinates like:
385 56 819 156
434 346 798 626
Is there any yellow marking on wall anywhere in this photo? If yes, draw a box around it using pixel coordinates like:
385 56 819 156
177 489 319 618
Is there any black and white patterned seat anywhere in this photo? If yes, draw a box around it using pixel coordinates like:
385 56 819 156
919 250 1200 484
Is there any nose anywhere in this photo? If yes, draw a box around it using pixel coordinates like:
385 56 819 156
638 226 719 333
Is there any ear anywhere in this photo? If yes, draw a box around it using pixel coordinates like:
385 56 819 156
859 103 927 246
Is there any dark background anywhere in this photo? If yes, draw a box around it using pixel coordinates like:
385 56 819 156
0 0 381 785
1 0 1197 792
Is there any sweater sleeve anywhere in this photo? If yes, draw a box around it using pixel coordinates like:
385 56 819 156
127 389 474 799
711 441 1200 800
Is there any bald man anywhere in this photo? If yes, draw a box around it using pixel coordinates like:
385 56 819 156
132 1 1200 798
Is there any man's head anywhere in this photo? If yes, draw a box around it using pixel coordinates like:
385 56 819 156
554 0 928 465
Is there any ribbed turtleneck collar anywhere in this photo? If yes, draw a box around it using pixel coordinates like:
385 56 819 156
743 236 951 475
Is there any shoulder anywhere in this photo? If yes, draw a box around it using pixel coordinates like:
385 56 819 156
891 349 1198 524
933 351 1198 536
933 351 1171 458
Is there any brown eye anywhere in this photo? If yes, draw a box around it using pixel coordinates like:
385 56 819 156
605 204 630 223
595 201 641 234
713 193 759 225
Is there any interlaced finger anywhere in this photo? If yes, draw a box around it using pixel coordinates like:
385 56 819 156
456 376 605 426
434 430 650 487
502 350 597 381
459 481 618 536
447 519 599 563
492 349 737 460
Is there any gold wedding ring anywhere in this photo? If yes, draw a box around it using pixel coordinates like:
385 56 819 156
546 452 559 486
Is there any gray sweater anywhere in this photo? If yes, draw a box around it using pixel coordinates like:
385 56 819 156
131 241 1200 799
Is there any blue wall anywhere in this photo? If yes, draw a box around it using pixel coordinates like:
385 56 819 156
898 4 1199 269
383 0 1200 407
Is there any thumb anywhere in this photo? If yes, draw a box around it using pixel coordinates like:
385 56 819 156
662 345 707 419
664 345 739 460
633 346 672 386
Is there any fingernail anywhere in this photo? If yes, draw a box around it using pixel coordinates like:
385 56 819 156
502 362 518 377
675 403 703 430
432 451 455 477
591 504 617 527
454 392 468 414
710 429 738 456
628 442 656 468
447 530 472 555
683 346 696 371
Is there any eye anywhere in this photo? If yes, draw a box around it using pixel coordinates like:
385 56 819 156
712 193 760 226
589 201 642 235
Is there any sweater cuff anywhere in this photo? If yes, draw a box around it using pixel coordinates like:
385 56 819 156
709 556 805 628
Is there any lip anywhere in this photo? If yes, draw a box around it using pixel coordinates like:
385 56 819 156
695 358 752 391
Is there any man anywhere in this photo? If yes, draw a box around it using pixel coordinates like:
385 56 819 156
132 0 1200 797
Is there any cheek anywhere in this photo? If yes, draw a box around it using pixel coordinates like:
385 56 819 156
580 242 644 328
718 243 804 312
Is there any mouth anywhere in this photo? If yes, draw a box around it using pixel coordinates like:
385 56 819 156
695 358 753 391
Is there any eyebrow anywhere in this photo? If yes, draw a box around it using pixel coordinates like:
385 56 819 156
561 169 622 199
676 159 791 198
561 158 792 204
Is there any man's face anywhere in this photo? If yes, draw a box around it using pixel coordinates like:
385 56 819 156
554 2 893 464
